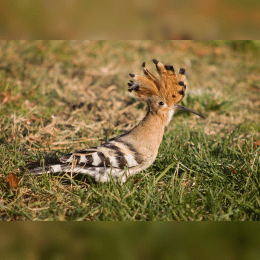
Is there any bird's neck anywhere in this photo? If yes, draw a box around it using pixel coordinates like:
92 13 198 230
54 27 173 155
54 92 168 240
129 105 173 150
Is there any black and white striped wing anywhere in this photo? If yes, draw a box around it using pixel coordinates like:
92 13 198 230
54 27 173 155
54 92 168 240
60 139 142 169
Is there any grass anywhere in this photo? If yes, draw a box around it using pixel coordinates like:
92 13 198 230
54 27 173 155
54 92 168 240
0 40 260 221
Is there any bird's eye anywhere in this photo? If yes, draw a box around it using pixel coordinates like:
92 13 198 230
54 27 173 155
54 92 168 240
159 101 164 106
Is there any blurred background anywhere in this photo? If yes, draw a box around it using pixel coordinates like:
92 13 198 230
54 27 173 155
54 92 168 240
1 222 260 259
1 0 260 39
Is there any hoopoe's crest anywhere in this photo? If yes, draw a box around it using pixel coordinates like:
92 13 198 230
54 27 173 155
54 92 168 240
128 59 186 106
128 59 204 119
30 59 205 183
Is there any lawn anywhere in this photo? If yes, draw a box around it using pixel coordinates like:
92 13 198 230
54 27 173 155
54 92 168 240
0 40 259 220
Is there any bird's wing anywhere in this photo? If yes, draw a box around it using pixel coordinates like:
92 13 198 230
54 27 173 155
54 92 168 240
59 139 142 169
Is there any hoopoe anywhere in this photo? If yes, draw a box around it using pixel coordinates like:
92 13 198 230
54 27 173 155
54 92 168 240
30 59 205 183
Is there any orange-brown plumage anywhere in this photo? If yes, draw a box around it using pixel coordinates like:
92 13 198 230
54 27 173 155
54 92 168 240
128 59 187 107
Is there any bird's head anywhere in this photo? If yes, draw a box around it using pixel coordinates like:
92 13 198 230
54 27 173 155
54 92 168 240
128 59 205 125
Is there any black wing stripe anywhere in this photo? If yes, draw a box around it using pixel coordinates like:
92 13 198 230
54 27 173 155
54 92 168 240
115 140 143 164
96 152 111 167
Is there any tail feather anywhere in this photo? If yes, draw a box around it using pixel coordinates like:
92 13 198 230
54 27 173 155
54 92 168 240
29 164 70 174
28 163 128 182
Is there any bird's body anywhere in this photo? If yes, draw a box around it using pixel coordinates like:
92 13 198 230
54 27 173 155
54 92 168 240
30 59 205 182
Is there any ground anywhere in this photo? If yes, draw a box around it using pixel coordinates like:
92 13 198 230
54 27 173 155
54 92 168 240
0 40 259 220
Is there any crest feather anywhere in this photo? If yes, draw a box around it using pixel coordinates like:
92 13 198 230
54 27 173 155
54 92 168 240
128 59 187 106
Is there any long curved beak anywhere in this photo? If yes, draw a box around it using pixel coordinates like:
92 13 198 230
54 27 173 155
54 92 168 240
175 104 206 119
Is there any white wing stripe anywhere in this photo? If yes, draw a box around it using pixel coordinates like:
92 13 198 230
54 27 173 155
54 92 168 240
109 156 119 168
50 165 62 172
124 154 138 167
92 153 102 166
79 156 88 163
